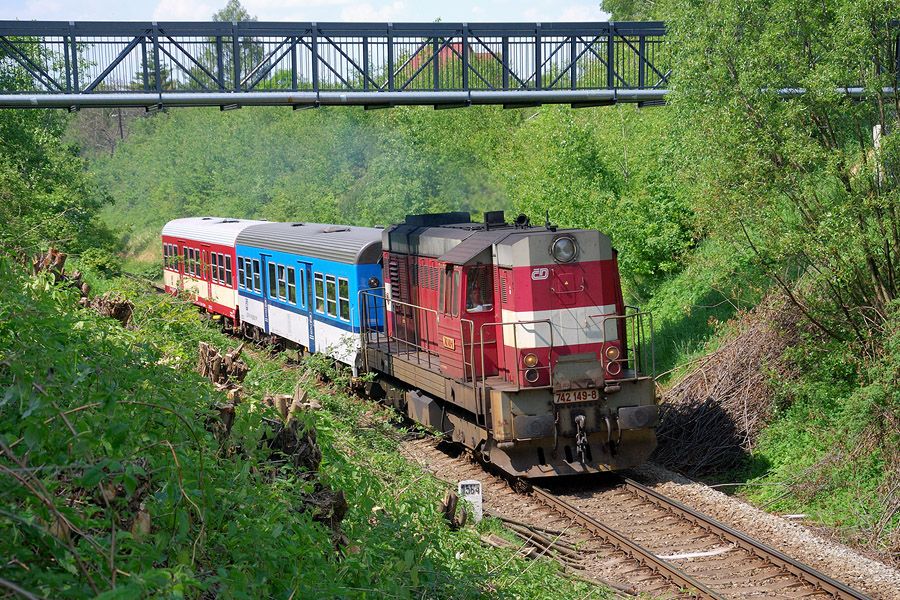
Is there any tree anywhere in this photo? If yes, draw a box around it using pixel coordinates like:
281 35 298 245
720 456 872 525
600 0 660 20
199 0 264 90
213 0 256 22
666 0 899 347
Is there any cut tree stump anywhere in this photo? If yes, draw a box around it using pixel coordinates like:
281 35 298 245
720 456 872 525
198 342 248 386
440 490 467 530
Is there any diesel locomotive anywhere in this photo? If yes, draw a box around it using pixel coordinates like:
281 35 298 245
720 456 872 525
161 211 658 478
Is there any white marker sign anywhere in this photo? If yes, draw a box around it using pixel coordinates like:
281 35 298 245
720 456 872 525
458 479 483 523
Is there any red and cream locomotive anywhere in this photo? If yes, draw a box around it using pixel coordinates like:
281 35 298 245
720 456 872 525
360 211 658 478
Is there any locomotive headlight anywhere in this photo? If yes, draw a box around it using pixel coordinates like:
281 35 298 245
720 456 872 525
523 353 539 368
606 361 622 376
524 368 540 383
551 236 578 263
605 345 620 361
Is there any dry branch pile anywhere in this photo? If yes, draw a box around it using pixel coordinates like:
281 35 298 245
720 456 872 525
653 295 800 476
81 293 134 327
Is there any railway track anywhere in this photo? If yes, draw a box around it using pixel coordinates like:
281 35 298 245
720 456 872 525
136 275 872 599
402 437 872 600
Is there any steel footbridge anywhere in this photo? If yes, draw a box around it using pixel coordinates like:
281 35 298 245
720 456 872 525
0 20 896 109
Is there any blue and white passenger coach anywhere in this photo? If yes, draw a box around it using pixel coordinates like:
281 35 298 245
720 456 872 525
234 222 384 368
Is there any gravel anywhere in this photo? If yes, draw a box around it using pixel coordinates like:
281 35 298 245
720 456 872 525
634 463 900 600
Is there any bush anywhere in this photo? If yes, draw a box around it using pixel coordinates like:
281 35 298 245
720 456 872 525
76 247 122 277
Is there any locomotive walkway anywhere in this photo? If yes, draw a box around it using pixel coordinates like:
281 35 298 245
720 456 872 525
0 20 897 109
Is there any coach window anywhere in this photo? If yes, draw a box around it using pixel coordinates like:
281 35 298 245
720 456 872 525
326 275 337 317
252 259 261 292
267 263 277 299
277 265 287 301
314 273 325 313
211 253 219 283
338 277 350 321
287 267 297 304
237 257 245 289
225 255 232 286
218 254 225 283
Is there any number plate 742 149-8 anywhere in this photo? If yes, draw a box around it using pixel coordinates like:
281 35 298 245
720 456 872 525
553 388 600 403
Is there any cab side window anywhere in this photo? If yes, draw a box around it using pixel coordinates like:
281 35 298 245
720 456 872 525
465 266 494 313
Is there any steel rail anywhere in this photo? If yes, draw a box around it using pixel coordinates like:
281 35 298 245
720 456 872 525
531 486 725 599
621 478 871 600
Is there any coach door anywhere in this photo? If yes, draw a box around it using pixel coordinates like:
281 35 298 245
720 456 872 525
177 240 186 291
201 245 212 303
305 263 316 353
260 254 272 334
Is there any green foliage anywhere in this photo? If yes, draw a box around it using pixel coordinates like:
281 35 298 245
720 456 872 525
496 106 696 289
600 0 661 20
213 0 256 22
76 247 122 277
0 111 116 256
0 260 608 598
665 0 899 345
0 43 116 256
643 238 767 378
93 102 698 293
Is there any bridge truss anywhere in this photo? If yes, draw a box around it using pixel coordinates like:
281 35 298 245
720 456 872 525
0 20 671 108
0 20 896 110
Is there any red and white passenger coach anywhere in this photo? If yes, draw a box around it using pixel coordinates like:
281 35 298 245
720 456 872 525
161 217 266 323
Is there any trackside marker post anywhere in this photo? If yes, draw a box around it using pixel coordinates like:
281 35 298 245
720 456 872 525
458 480 483 523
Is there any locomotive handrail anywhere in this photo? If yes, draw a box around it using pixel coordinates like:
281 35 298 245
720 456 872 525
359 290 440 367
479 319 554 393
590 310 655 380
358 287 386 372
459 318 476 383
360 289 480 382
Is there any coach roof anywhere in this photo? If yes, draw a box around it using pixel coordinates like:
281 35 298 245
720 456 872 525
237 222 383 265
162 217 268 247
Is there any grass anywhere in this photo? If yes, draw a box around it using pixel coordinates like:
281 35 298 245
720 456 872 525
734 329 899 550
0 259 614 599
635 237 768 383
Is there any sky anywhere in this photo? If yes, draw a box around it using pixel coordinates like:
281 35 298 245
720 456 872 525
0 0 610 23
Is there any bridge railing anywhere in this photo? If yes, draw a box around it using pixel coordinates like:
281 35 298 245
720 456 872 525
0 21 669 98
